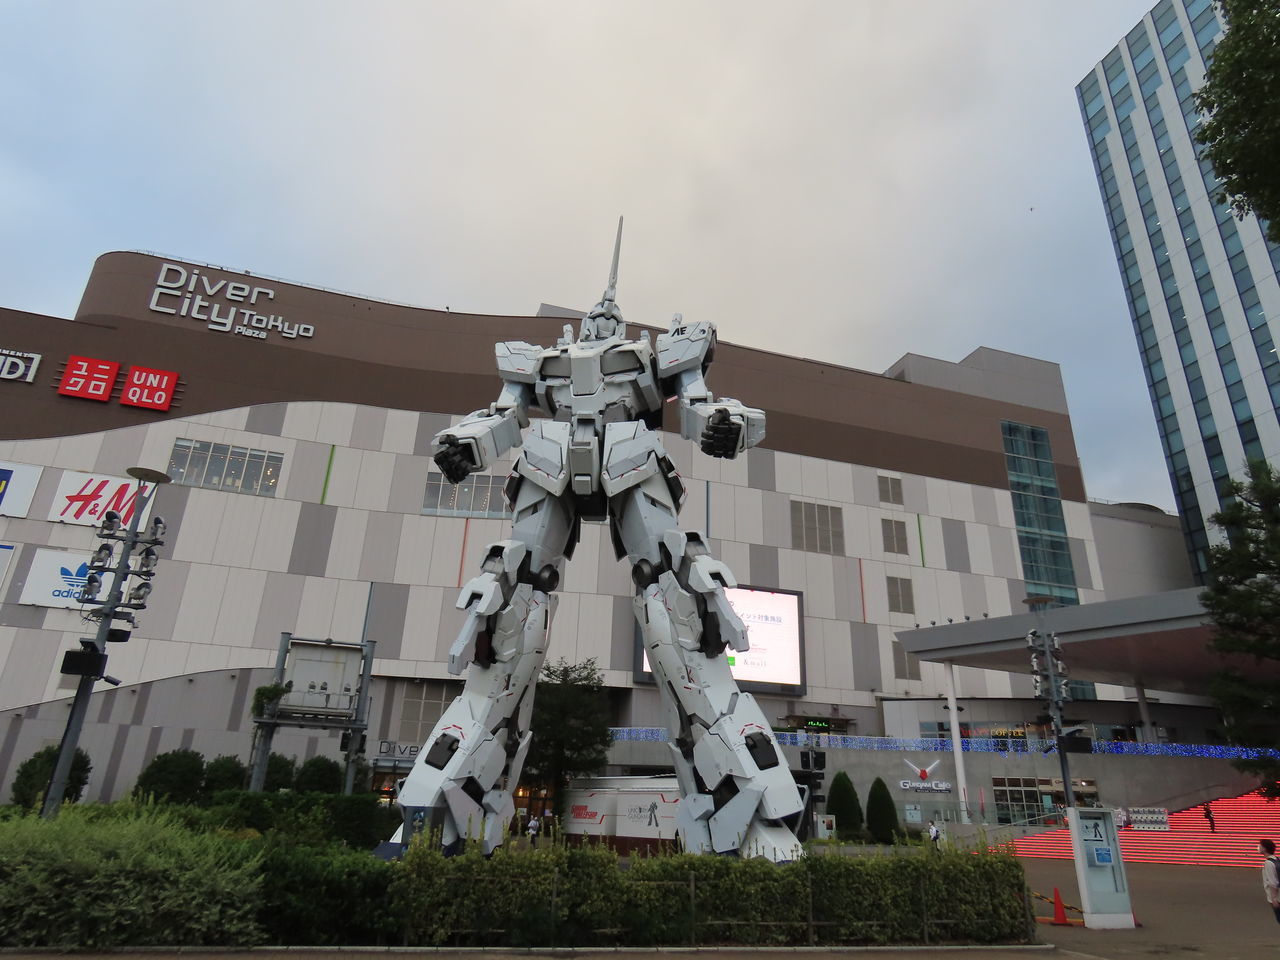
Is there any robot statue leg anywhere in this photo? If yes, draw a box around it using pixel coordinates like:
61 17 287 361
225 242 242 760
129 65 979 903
610 466 804 862
394 472 575 855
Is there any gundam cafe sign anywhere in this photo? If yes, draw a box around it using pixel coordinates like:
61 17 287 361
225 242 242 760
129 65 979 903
148 262 316 343
899 759 953 794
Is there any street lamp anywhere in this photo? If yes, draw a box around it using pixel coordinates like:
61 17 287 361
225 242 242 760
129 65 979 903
40 466 170 818
1024 595 1075 809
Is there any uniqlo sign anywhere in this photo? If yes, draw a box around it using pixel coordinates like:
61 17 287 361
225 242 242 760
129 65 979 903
57 355 120 402
120 365 178 411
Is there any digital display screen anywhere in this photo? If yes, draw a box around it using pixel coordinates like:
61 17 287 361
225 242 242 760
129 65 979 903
640 585 804 692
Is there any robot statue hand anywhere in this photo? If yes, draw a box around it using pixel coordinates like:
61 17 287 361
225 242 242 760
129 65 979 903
700 408 743 459
433 434 477 483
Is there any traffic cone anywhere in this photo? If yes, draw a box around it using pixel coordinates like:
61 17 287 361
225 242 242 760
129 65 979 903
1051 887 1069 925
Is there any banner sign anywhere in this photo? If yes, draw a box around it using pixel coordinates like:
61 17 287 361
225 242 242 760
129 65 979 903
0 349 41 383
19 547 95 609
0 543 14 592
0 461 42 518
47 471 154 527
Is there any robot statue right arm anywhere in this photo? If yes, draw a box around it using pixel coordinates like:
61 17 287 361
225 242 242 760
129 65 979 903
655 316 765 458
431 341 540 482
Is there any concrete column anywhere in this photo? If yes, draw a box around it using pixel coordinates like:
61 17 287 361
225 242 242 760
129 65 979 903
1134 681 1155 742
944 661 972 824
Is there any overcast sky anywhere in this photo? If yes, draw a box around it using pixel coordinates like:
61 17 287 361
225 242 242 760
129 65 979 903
0 1 1174 509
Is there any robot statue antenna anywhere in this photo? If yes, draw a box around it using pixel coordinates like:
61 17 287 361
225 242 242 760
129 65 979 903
393 217 802 861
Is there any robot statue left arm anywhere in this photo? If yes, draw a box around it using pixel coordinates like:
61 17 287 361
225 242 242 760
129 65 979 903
431 341 540 483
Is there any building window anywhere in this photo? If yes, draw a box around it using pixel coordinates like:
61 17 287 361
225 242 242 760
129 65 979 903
167 438 283 497
881 517 910 554
1000 421 1079 606
423 471 509 519
887 575 914 614
398 679 461 746
789 500 845 555
878 475 904 505
892 639 921 680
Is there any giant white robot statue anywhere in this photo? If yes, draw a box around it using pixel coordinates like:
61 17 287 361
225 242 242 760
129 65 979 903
393 220 803 861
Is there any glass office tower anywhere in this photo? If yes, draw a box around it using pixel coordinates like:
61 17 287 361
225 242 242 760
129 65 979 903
1077 0 1280 581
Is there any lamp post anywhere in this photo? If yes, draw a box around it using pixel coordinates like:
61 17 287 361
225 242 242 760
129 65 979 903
1024 595 1074 809
41 466 170 818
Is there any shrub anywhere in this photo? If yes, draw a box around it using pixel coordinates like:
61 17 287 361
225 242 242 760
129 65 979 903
203 790 397 848
865 776 901 844
0 806 262 947
295 756 343 794
825 770 863 840
10 746 91 809
134 749 204 805
202 754 248 797
265 752 296 792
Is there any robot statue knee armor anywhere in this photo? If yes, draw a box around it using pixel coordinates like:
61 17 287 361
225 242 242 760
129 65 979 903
394 219 802 861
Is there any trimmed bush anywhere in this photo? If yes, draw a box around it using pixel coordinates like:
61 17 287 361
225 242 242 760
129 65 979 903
295 755 343 794
205 789 398 848
825 770 863 840
0 806 261 947
134 749 204 804
202 754 248 797
10 746 91 808
865 776 902 844
264 752 296 791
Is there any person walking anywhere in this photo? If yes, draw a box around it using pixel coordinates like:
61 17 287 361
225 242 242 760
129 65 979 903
1203 802 1216 833
928 820 941 850
1260 839 1280 924
526 815 541 848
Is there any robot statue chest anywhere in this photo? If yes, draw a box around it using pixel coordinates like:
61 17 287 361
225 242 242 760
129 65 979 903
551 343 649 400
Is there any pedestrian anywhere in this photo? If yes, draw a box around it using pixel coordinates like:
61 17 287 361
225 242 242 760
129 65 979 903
526 815 541 848
928 820 940 849
1203 802 1216 833
1116 806 1129 830
1260 839 1280 924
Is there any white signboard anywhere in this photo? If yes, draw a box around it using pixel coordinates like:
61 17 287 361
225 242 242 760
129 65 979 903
47 471 154 528
0 543 15 591
0 461 42 518
561 785 680 840
643 586 803 687
19 547 95 609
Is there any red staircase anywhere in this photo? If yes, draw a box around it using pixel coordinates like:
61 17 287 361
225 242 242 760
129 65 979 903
1011 789 1280 868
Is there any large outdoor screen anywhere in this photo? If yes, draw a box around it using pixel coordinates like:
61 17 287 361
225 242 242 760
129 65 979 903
636 585 805 695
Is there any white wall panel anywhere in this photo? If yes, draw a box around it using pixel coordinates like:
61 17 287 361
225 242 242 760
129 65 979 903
801 553 835 619
561 522 601 595
211 496 266 569
172 564 231 646
184 642 232 674
707 481 736 542
719 449 748 487
717 539 750 586
212 568 267 648
965 522 995 576
400 585 445 665
426 517 466 588
382 410 419 454
171 489 229 563
395 515 439 585
732 486 764 548
294 576 340 638
353 451 396 513
321 447 361 508
314 403 357 447
331 579 371 644
250 499 302 572
772 452 804 495
50 434 105 471
842 504 872 560
800 456 829 499
325 508 368 581
281 403 323 442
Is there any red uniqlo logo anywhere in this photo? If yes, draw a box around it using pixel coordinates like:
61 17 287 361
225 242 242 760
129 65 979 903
120 365 178 411
57 356 120 402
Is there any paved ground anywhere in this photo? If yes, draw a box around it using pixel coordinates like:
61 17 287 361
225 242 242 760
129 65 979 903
2 857 1274 959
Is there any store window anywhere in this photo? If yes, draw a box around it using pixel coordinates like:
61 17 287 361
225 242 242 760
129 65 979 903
422 471 509 519
168 438 283 497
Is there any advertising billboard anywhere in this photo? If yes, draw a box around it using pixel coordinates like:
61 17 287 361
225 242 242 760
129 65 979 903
636 585 805 695
19 547 95 609
47 470 155 528
0 461 42 518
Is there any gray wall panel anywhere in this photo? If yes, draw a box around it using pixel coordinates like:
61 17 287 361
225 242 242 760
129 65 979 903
139 560 191 641
254 573 306 649
0 603 45 629
749 543 779 589
288 503 337 577
1006 579 1028 614
2 545 36 606
388 454 430 516
747 447 775 491
761 491 791 548
959 573 989 618
359 512 403 583
95 725 134 800
93 426 147 477
130 683 151 725
900 475 928 514
849 622 882 692
150 483 191 555
972 486 999 527
413 414 451 457
245 403 288 436
1069 537 1093 590
286 441 332 503
365 582 410 660
227 670 254 733
351 407 388 452
941 518 971 574
610 594 635 673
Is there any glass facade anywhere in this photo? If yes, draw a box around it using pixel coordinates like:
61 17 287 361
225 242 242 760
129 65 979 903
1000 421 1079 606
422 471 509 519
168 438 283 497
1078 0 1280 581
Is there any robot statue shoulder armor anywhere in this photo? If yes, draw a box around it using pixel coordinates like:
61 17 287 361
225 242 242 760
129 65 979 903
495 341 544 384
655 318 715 382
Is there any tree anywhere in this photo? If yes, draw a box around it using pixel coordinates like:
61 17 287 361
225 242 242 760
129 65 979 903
1200 460 1280 795
134 749 205 804
523 657 614 820
1194 1 1280 244
265 753 297 792
825 770 863 841
10 745 91 808
202 754 248 797
865 776 902 844
295 756 344 793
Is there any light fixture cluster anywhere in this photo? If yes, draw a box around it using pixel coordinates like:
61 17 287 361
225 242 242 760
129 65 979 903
79 509 167 628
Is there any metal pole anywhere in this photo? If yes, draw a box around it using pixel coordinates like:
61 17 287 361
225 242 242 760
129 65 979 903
41 476 158 818
343 637 377 794
248 631 292 791
1026 598 1074 809
943 662 971 824
1134 681 1155 743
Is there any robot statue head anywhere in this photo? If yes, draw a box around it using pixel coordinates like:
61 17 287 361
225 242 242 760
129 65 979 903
579 216 626 342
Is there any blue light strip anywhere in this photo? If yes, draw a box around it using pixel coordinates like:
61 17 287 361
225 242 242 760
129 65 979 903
607 728 1280 760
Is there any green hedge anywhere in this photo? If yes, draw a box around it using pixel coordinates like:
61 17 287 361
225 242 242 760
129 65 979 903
0 807 262 948
0 806 1032 948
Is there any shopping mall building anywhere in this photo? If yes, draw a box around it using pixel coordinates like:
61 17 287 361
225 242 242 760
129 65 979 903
0 252 1243 825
